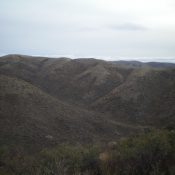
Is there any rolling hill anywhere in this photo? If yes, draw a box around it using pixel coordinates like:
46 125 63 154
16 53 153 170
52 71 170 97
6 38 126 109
1 74 141 149
0 54 175 149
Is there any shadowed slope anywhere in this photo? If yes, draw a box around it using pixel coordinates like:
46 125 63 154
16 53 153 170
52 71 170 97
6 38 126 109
92 68 175 127
0 74 143 149
0 54 175 149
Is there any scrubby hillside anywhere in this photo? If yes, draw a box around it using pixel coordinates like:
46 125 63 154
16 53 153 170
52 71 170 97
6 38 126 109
0 129 174 175
0 74 143 149
0 54 175 149
0 55 132 105
92 68 175 127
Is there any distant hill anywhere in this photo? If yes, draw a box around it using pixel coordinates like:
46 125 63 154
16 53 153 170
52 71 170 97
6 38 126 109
92 68 175 127
0 54 175 149
112 60 175 69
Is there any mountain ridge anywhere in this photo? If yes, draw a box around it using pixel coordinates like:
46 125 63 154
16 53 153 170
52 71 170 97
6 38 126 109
0 54 175 149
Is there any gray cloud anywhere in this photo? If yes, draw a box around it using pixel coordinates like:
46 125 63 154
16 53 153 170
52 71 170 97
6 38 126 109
0 0 175 60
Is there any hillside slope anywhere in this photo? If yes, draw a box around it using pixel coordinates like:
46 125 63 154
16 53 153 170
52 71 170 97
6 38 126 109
0 54 175 149
92 68 175 127
0 74 143 149
0 55 132 105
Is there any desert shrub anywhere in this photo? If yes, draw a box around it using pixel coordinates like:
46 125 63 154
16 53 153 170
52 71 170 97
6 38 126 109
37 145 83 175
36 144 101 175
0 129 174 175
80 145 101 175
102 129 175 175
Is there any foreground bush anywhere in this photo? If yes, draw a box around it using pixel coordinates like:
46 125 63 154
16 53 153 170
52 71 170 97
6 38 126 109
0 129 175 175
101 129 175 175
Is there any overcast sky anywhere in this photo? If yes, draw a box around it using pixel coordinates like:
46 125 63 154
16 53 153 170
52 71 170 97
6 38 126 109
1 0 175 62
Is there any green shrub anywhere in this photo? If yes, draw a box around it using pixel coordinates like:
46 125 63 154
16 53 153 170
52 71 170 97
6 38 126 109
102 130 175 175
0 129 174 175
